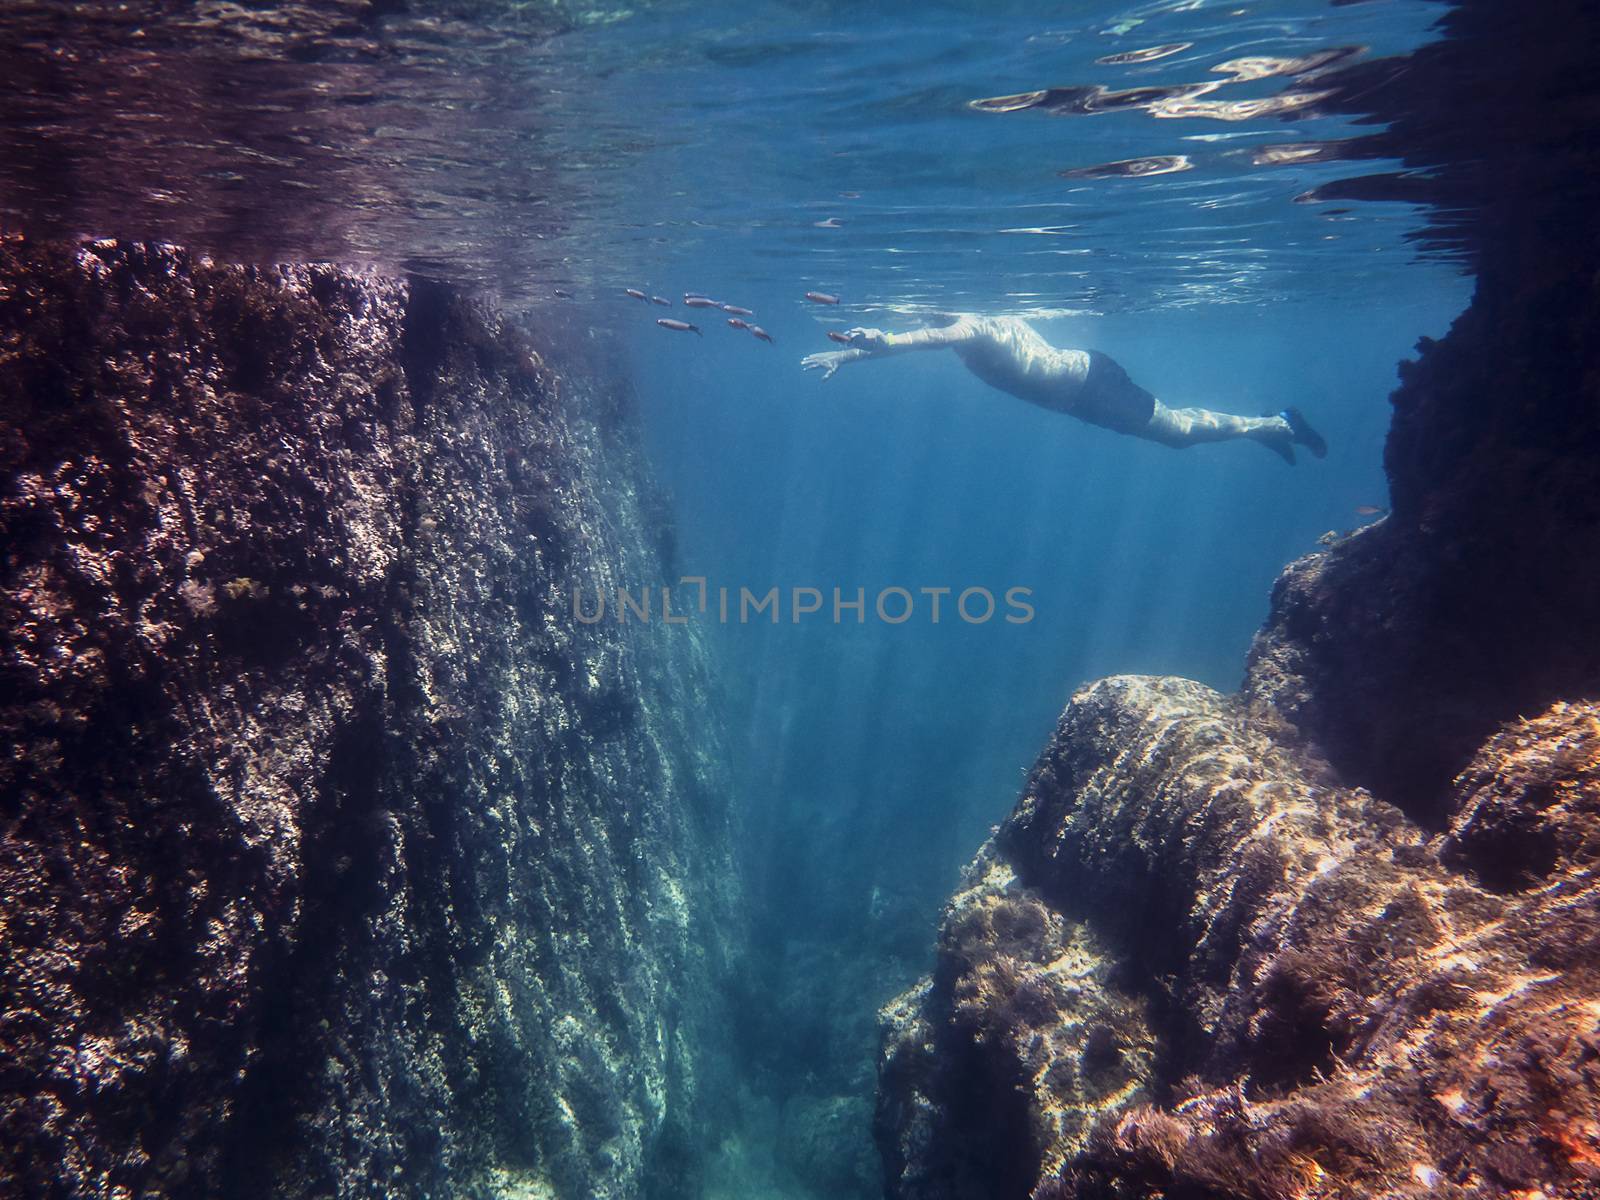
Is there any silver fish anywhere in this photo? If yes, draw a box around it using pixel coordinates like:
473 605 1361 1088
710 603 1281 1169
750 326 774 343
721 303 753 316
804 291 840 305
625 288 647 301
657 318 701 336
727 317 749 330
651 296 672 306
684 296 720 308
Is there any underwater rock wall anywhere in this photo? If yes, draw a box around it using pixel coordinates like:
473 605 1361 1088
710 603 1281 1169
877 155 1600 1197
1243 226 1600 827
0 238 736 1199
880 677 1600 1198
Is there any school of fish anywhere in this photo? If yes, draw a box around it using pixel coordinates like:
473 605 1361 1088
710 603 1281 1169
627 286 845 347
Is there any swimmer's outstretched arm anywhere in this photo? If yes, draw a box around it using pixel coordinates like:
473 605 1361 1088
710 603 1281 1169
801 318 978 380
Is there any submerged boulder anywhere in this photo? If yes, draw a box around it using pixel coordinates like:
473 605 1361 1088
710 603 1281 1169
877 239 1600 1192
878 678 1600 1199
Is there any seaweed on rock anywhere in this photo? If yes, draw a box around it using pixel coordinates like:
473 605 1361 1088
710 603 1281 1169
0 238 739 1200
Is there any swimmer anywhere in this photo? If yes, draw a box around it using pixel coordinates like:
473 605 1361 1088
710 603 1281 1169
801 314 1326 462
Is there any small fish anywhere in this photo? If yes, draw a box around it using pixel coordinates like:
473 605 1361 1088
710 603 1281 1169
625 288 647 301
727 317 749 330
657 318 701 336
814 217 843 229
553 289 574 299
651 295 672 306
804 291 840 305
684 295 720 308
826 330 853 344
721 303 753 316
750 326 774 343
838 191 861 200
1354 505 1388 517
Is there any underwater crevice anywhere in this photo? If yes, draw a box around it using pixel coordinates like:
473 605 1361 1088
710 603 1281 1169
216 702 393 1195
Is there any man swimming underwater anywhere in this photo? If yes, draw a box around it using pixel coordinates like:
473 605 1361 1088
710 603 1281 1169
801 314 1326 463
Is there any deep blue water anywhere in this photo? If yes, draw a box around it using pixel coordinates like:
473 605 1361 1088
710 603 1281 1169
0 0 1482 1194
629 285 1464 1197
636 290 1460 879
555 5 1476 1193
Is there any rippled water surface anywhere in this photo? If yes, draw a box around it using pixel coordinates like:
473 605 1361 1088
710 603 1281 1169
0 0 1487 312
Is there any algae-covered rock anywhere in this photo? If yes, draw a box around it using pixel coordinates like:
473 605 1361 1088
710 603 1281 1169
1238 2 1600 828
879 680 1600 1199
777 1091 881 1198
0 238 737 1199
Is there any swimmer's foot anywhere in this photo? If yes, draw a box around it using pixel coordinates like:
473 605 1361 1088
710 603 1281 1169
1253 415 1298 464
1280 406 1328 458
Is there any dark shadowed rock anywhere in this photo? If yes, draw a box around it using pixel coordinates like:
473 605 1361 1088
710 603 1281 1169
0 237 737 1199
1238 0 1600 827
1242 239 1600 826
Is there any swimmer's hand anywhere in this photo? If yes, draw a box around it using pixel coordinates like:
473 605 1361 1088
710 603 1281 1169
802 349 852 380
843 327 890 351
802 328 893 378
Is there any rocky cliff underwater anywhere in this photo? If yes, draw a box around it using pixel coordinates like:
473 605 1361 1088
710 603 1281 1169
876 4 1600 1196
0 238 738 1199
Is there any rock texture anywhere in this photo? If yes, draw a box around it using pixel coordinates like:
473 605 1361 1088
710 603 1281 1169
0 238 736 1200
880 357 1600 1199
881 676 1600 1199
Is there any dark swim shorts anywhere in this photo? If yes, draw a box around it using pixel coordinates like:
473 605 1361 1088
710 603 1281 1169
1077 350 1158 434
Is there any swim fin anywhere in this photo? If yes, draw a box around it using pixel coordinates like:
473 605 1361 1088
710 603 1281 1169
1263 437 1296 465
1280 406 1328 458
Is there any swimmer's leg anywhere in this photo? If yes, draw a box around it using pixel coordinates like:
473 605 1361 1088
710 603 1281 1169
1140 401 1320 463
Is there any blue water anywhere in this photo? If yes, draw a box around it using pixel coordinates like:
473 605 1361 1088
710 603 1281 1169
0 0 1478 1194
567 5 1474 1193
630 287 1463 1197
